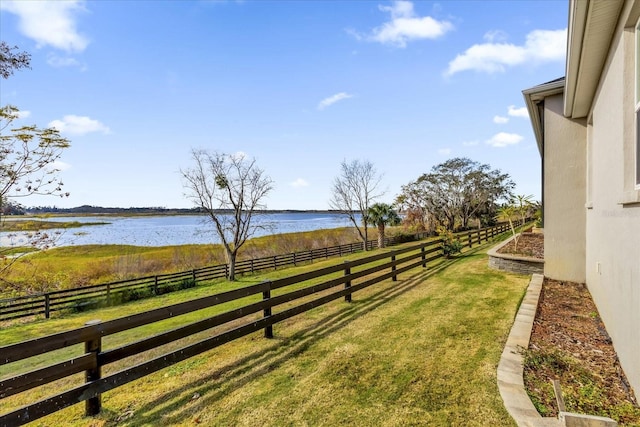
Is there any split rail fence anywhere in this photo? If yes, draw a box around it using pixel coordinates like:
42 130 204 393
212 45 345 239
0 222 521 323
0 220 527 426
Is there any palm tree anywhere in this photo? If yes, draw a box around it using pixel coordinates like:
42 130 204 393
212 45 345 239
367 203 401 249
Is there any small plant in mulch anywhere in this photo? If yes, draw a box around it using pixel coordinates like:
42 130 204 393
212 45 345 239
523 279 640 425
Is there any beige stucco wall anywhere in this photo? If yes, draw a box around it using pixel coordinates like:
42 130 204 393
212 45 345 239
584 15 640 395
543 94 587 283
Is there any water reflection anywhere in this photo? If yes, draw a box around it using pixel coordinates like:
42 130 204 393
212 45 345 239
1 213 358 247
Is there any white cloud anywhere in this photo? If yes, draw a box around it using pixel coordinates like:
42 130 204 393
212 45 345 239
507 105 529 118
462 140 479 147
50 160 71 171
318 92 353 110
0 0 89 52
445 28 566 76
350 1 453 48
49 115 110 136
290 178 309 188
486 132 523 148
493 115 509 124
15 110 31 119
437 148 451 155
230 151 247 161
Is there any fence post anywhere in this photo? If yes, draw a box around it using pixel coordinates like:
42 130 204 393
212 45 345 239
468 232 472 248
391 252 397 282
262 282 273 338
106 284 111 305
153 276 159 295
192 269 196 283
251 259 254 274
293 252 297 266
344 261 352 302
84 319 102 416
44 294 50 319
225 264 229 279
421 245 426 268
273 256 277 270
324 247 328 259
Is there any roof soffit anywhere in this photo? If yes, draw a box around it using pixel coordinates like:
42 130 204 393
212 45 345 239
564 0 624 118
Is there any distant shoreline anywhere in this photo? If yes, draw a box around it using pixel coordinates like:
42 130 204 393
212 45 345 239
16 207 349 217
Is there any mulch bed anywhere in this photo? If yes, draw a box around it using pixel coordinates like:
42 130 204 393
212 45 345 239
497 231 640 424
524 280 640 424
497 232 544 259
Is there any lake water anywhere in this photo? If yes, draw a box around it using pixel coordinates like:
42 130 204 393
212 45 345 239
1 212 358 247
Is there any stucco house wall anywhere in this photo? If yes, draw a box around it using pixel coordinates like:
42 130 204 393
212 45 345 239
523 0 640 396
583 5 640 395
542 94 587 283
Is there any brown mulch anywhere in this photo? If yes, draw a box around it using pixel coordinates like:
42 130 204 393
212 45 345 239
497 232 544 259
524 279 640 424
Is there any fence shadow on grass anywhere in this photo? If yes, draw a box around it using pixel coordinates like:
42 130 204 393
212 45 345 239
124 253 467 426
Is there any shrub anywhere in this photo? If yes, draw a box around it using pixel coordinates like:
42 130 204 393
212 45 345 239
438 226 462 258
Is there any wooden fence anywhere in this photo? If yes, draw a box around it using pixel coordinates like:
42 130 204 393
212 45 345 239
0 220 523 426
0 223 521 323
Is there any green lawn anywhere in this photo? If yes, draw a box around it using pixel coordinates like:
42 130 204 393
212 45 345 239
0 240 529 426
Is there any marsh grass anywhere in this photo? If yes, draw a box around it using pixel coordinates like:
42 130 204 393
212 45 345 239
0 228 370 295
0 236 528 426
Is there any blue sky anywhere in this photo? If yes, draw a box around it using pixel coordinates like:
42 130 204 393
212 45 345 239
0 0 568 210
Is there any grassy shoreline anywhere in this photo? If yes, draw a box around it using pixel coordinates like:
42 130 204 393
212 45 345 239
0 219 109 232
0 227 400 297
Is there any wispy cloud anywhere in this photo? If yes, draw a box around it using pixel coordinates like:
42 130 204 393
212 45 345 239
318 92 353 110
438 148 451 155
0 0 89 52
445 28 566 76
47 53 86 70
493 115 509 124
462 140 479 147
290 178 309 188
507 105 529 118
486 132 523 148
49 115 110 136
348 1 453 48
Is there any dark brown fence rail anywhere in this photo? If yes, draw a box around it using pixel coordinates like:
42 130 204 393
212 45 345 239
0 234 424 322
0 220 526 426
0 221 524 323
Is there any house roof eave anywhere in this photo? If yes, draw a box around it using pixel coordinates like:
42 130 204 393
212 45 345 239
523 78 566 158
564 0 624 118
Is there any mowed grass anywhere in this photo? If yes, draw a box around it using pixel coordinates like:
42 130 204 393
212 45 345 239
0 240 529 426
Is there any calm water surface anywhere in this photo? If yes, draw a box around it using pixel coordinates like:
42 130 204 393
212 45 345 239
1 213 357 247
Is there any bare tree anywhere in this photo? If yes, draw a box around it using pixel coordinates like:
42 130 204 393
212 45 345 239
329 159 384 250
181 149 274 280
0 44 70 284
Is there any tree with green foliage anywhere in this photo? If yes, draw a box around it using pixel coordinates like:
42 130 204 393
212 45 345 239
397 158 514 232
181 149 274 281
329 159 384 251
366 203 401 249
